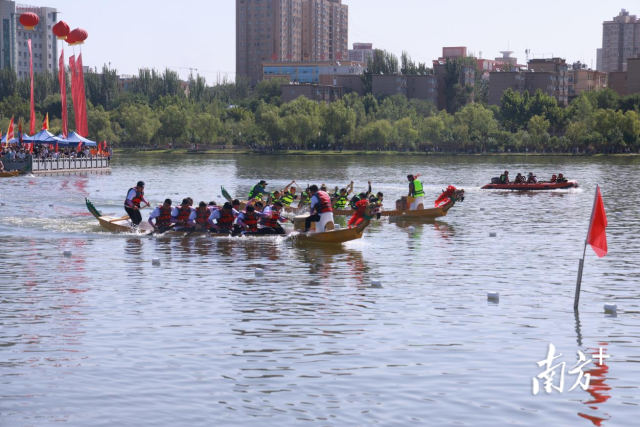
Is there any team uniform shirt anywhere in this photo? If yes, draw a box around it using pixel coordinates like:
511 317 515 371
260 206 288 228
171 207 195 225
309 193 334 232
208 208 239 223
189 207 216 223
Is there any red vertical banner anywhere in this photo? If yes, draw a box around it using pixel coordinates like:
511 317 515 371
587 186 608 258
28 39 35 135
59 49 68 138
77 54 88 136
69 55 79 134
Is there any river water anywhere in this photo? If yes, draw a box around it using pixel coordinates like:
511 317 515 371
1 153 639 426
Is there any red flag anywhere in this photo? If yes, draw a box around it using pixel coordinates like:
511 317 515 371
59 49 68 138
587 185 608 258
77 141 82 152
55 142 58 152
77 54 88 136
6 116 14 142
42 113 49 130
28 40 35 135
19 120 23 144
29 142 33 154
70 55 79 134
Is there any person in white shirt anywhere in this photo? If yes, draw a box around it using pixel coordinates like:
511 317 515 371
171 199 195 231
148 199 174 233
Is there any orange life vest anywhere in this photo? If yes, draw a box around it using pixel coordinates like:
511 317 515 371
125 187 144 207
175 206 192 223
195 207 210 225
156 205 172 228
261 209 280 228
217 210 235 230
315 191 333 214
241 212 259 232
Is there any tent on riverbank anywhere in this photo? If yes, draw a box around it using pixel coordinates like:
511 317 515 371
58 131 97 147
0 133 30 145
23 130 66 145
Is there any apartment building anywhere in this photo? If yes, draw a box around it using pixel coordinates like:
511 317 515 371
488 72 525 105
0 1 58 77
371 74 438 105
348 42 374 67
236 0 348 84
527 58 569 106
432 61 475 111
627 56 640 94
568 62 608 100
600 9 640 72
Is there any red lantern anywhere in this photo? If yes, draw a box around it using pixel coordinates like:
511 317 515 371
52 21 70 40
69 28 88 45
65 31 78 45
19 12 39 31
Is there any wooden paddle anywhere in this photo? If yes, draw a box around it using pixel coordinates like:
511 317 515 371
108 205 148 222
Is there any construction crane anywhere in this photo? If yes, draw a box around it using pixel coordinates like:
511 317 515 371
168 66 198 74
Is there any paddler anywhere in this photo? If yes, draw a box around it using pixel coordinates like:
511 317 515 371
304 184 334 233
171 198 195 231
259 201 289 235
332 181 354 209
236 205 261 236
280 181 298 207
124 181 150 227
499 171 510 184
407 174 425 210
148 198 173 233
248 180 269 202
190 201 214 232
208 202 237 235
348 181 372 209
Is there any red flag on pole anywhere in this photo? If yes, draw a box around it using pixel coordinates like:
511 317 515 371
77 141 82 152
77 54 89 137
70 55 79 134
587 185 608 258
28 40 35 135
6 116 14 142
19 120 23 145
42 113 49 130
59 49 68 138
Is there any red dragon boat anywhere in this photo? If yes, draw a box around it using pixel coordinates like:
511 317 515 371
481 180 578 190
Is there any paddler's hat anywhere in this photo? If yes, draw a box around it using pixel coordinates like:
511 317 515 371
137 181 145 187
259 180 268 186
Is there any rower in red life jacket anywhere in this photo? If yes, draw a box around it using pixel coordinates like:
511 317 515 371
124 181 150 227
236 205 261 236
527 172 537 184
208 202 237 235
260 201 289 235
189 201 213 231
148 198 173 233
550 174 558 183
171 198 195 231
305 185 334 232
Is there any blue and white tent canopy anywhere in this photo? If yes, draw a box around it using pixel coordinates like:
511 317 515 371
0 132 30 144
22 130 66 145
58 131 97 147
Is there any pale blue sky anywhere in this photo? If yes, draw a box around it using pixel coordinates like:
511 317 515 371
39 0 632 82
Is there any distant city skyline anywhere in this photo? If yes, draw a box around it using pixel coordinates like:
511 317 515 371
14 0 635 81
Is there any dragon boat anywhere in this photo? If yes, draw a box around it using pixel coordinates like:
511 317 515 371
334 186 465 219
85 198 369 244
0 170 21 178
481 181 578 190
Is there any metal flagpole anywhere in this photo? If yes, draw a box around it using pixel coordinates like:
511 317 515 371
574 185 599 310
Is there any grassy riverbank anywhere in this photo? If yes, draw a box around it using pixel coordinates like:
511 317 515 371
112 148 639 157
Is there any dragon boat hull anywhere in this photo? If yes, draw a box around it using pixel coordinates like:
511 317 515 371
0 170 21 178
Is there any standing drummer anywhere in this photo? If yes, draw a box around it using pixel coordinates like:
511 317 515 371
124 181 150 227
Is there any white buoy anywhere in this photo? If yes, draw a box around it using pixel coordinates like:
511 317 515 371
152 257 161 266
604 303 617 314
255 268 264 276
371 280 382 288
489 232 497 237
408 226 416 233
487 292 499 301
63 250 72 257
334 224 341 230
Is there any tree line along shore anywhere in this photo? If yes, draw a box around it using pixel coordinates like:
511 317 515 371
0 64 639 154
